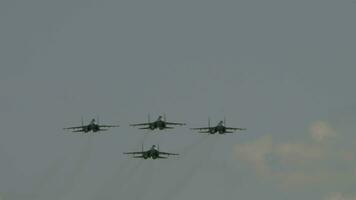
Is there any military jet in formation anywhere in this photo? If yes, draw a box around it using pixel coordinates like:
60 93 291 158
63 118 119 133
191 118 246 134
63 115 246 160
130 114 186 130
123 145 179 159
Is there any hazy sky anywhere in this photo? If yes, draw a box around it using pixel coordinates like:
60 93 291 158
0 0 356 200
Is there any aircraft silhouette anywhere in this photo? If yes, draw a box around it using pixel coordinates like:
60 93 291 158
124 145 179 159
130 114 185 131
63 117 119 133
191 117 246 134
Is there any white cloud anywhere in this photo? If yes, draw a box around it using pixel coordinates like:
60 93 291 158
234 120 356 189
324 193 356 200
274 143 325 165
310 121 336 142
234 135 272 175
274 171 325 187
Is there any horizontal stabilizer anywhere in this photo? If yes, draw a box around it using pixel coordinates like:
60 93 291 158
139 127 151 130
225 131 234 133
72 130 85 133
198 131 211 133
133 156 145 158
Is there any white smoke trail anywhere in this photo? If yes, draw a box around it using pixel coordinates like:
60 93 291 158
92 134 149 200
53 135 93 200
32 156 67 200
122 160 155 200
92 159 144 200
158 136 219 200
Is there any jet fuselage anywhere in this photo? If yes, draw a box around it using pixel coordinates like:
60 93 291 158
143 146 160 159
209 121 226 134
150 116 166 130
82 119 100 132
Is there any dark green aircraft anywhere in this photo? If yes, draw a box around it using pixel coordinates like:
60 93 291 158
123 145 179 159
130 114 186 130
63 117 119 133
191 117 246 134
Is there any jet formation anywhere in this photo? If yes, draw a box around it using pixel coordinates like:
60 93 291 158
64 115 246 159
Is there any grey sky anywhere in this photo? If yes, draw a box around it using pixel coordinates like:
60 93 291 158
0 0 355 199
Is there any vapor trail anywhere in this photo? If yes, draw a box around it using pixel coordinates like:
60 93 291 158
92 134 148 200
180 135 210 155
92 159 144 200
32 156 67 200
139 131 150 145
127 160 155 200
159 136 219 200
54 135 93 200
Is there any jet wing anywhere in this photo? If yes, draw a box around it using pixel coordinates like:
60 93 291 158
139 127 152 130
98 128 109 132
225 127 247 131
63 126 85 130
164 127 175 129
133 155 145 158
157 156 168 159
123 151 144 155
159 151 179 156
99 125 120 128
72 129 85 133
130 123 151 126
198 130 211 133
165 122 186 126
190 127 210 130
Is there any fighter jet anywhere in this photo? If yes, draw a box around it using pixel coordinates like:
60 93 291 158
191 117 246 134
63 117 119 133
130 114 186 131
123 145 179 159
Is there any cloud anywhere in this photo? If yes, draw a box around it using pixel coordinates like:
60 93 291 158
274 142 325 165
234 135 273 175
310 121 336 142
324 193 356 200
274 171 325 187
234 120 356 189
